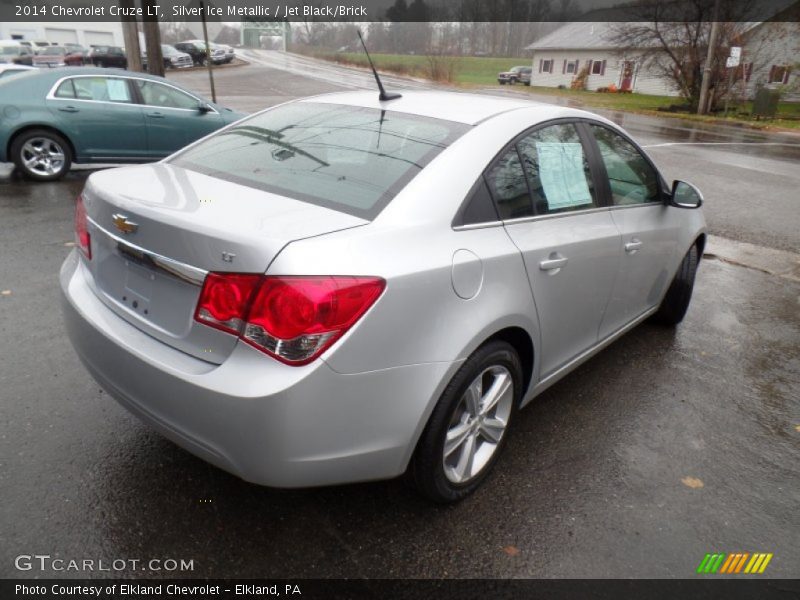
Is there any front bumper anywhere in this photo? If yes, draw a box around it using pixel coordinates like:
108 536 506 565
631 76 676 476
60 252 457 488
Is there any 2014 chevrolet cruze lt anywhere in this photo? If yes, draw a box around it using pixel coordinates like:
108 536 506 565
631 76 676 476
61 90 705 502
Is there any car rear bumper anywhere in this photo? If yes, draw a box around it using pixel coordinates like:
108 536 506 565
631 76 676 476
60 252 457 488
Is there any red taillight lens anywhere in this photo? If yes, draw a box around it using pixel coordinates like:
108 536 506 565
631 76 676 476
74 194 91 260
194 273 261 335
194 274 385 365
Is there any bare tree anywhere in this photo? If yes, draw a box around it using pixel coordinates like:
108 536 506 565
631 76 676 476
608 0 770 111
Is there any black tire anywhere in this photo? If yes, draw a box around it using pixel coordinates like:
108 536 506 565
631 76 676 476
10 129 72 182
499 80 506 85
654 245 699 326
410 340 522 503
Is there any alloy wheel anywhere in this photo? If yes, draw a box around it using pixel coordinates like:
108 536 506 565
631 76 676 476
21 137 66 177
443 365 514 484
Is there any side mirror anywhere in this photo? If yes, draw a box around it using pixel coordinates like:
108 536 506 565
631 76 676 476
197 102 212 114
670 180 703 209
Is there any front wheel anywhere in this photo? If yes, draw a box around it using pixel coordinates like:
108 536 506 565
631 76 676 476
11 129 72 181
410 341 522 503
654 245 699 325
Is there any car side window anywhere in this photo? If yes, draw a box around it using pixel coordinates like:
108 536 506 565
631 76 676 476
457 178 500 226
54 79 76 98
135 80 198 110
485 147 531 219
71 77 132 103
516 123 597 215
589 124 660 205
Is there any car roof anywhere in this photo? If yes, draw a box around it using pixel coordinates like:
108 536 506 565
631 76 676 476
28 67 170 82
303 90 578 126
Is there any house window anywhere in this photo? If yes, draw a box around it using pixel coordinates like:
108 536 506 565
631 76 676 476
591 60 606 75
769 65 792 84
564 60 579 74
541 59 553 74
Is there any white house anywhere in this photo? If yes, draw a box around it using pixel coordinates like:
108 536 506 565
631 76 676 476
0 22 124 48
526 19 799 99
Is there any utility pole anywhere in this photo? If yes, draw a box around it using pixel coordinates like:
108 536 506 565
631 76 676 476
119 1 142 72
697 0 721 115
142 0 164 77
200 1 217 102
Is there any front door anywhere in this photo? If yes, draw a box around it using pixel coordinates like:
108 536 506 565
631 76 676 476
620 61 634 91
584 123 680 338
486 122 621 378
132 79 224 157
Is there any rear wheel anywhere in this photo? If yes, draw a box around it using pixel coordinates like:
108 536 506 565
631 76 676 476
410 341 522 503
654 245 699 325
11 129 72 181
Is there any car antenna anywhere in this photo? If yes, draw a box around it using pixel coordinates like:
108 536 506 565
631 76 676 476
357 29 401 101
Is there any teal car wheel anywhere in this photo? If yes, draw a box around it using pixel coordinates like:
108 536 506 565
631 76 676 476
11 129 72 181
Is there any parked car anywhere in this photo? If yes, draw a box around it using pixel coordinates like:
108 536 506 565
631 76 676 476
142 44 193 70
0 40 34 66
498 66 531 85
0 67 245 180
63 44 89 66
32 45 69 68
174 40 226 66
86 46 127 69
59 90 705 502
212 43 235 63
0 64 35 78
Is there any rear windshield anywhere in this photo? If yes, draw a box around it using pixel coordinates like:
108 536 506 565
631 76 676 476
171 102 469 219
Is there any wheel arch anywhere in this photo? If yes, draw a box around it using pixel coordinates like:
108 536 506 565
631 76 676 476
695 232 706 258
480 326 535 402
8 124 77 164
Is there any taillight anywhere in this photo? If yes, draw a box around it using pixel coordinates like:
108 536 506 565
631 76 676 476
74 194 91 260
194 275 385 365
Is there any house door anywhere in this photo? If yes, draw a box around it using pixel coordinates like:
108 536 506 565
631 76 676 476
621 61 635 91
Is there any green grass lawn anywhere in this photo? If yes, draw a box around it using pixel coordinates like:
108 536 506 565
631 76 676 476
296 48 800 130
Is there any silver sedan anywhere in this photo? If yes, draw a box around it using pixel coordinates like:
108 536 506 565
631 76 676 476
60 90 705 502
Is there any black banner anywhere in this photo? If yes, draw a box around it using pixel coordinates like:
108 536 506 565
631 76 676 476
3 579 800 600
0 0 799 22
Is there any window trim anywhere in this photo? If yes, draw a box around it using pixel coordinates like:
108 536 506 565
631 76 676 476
46 74 216 113
451 117 668 231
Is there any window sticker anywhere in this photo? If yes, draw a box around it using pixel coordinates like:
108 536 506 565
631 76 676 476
106 79 129 102
535 142 592 210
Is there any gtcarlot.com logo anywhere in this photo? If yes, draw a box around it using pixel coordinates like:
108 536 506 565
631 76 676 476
14 554 194 572
696 552 773 575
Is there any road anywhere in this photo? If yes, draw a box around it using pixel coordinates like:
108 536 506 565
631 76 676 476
1 53 799 580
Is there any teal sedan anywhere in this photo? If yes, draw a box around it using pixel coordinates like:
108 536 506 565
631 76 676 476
0 68 246 181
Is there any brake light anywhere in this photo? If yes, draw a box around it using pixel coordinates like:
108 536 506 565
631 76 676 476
74 194 91 260
194 275 385 365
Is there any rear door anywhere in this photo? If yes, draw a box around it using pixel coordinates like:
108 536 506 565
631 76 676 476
583 123 680 338
47 75 147 160
491 121 621 378
132 79 224 157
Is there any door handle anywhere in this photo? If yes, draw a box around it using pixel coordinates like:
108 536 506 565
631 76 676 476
624 239 643 253
146 112 165 119
58 106 79 113
539 254 569 272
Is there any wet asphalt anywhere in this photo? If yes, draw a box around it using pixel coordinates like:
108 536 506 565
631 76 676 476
1 56 799 579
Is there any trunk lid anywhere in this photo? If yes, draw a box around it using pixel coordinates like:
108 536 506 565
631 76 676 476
81 163 368 364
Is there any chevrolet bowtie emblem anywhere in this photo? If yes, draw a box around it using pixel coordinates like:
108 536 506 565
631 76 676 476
112 213 138 235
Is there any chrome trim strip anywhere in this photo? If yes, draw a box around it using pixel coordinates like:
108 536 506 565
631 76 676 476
87 216 208 286
452 221 503 232
503 205 610 225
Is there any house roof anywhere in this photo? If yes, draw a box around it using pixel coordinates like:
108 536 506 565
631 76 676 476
526 20 764 52
525 22 624 51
